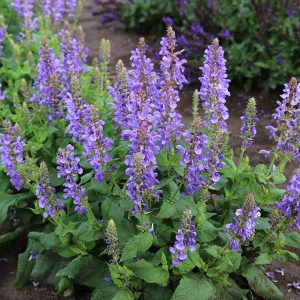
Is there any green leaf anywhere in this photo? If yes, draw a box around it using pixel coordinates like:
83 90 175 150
120 232 153 262
127 259 169 286
56 255 107 288
112 290 135 300
80 171 94 185
242 265 283 300
143 284 172 300
283 232 300 248
171 274 216 300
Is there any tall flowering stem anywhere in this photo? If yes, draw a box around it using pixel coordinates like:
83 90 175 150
226 193 261 252
57 144 86 214
199 38 230 132
177 116 208 194
11 0 38 31
154 27 186 148
31 38 65 121
170 209 197 266
241 97 258 151
82 105 113 183
105 219 120 264
60 22 88 81
267 77 300 161
65 77 91 142
122 38 160 215
109 60 130 128
36 161 64 219
276 166 300 230
0 121 25 190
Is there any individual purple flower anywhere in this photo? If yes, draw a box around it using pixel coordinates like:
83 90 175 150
177 117 208 194
226 193 261 252
28 251 39 261
199 38 230 132
0 27 5 56
258 149 270 157
267 77 300 159
60 23 88 80
11 0 38 31
266 271 278 283
0 83 6 101
191 23 204 35
240 97 258 150
274 268 285 276
207 0 216 9
170 209 197 266
122 38 161 214
286 8 295 18
177 34 190 50
0 121 25 191
221 28 231 40
154 27 186 148
82 106 113 183
31 39 65 121
287 282 300 290
57 144 86 214
36 162 64 218
162 16 173 27
276 166 300 230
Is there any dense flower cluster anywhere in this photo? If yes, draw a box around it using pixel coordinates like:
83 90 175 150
267 77 300 160
0 27 5 56
177 117 208 194
276 166 300 230
108 60 129 128
170 209 197 265
199 38 230 132
36 161 64 218
226 193 261 252
41 0 77 25
154 27 186 149
65 77 91 142
82 106 113 183
241 97 258 150
57 144 86 214
60 23 88 80
105 219 120 264
122 38 160 214
0 121 25 190
31 39 65 121
11 0 37 31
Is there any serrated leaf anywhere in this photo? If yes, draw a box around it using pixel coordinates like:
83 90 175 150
283 232 300 248
120 232 153 262
171 274 216 300
127 259 169 286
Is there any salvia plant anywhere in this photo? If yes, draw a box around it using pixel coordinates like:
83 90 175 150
0 1 300 300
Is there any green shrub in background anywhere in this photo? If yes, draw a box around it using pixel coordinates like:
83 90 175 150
120 0 300 90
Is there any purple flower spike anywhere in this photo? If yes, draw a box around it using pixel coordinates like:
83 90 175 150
0 83 6 101
0 28 5 57
226 193 261 251
170 209 197 266
36 162 64 218
241 97 258 150
31 39 65 121
154 27 186 149
57 144 87 214
0 121 25 190
199 38 230 132
276 166 300 230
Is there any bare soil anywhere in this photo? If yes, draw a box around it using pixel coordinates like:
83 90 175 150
0 5 299 300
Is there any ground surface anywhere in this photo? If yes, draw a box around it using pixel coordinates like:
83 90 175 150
0 5 299 300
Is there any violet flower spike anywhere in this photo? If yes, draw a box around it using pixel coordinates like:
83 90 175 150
276 166 300 230
0 121 25 191
57 144 86 214
199 38 230 132
170 209 197 266
226 193 261 252
154 27 186 149
36 162 64 218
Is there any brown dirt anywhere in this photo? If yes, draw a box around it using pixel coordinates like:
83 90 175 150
0 4 299 300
